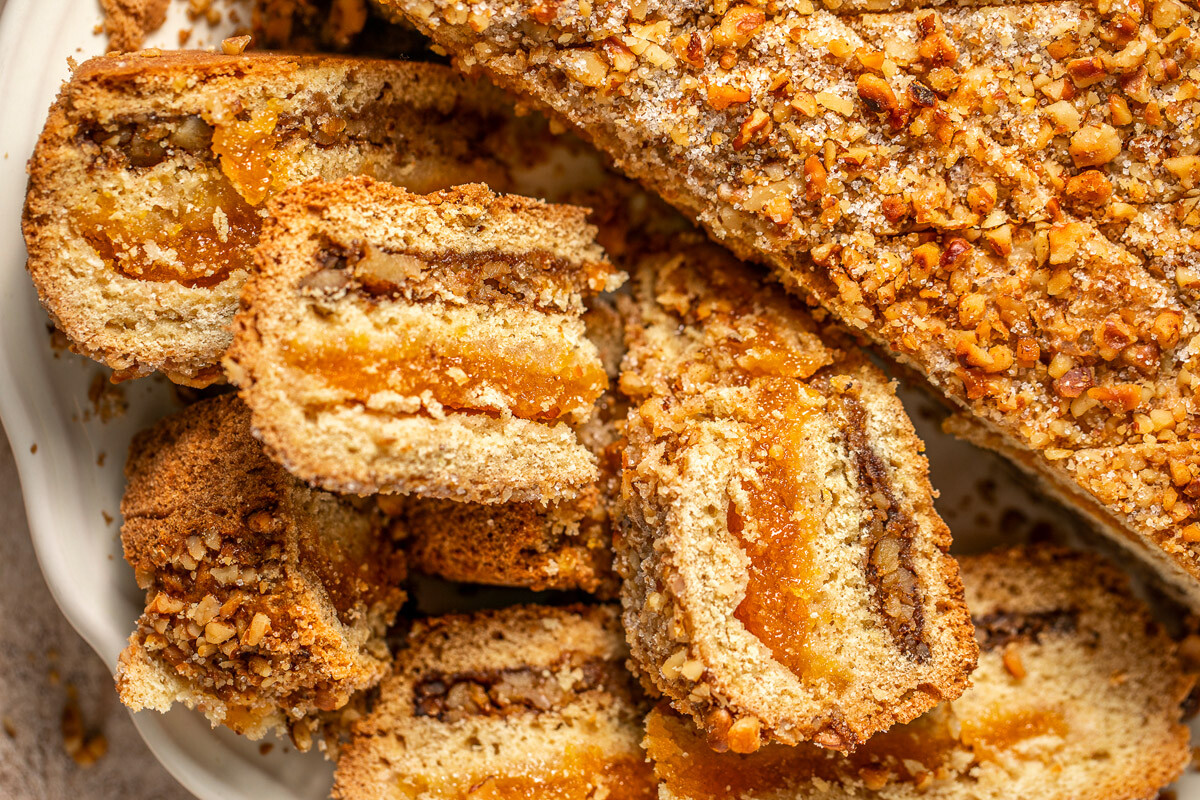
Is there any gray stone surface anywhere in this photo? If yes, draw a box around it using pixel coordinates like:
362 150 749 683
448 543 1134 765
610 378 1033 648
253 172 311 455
0 432 189 799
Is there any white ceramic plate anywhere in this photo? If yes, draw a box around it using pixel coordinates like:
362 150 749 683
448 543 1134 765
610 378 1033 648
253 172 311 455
1 0 1198 797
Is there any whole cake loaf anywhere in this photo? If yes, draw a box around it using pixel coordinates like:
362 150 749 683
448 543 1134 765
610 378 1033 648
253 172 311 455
226 177 623 503
116 394 407 744
618 234 977 752
380 0 1200 608
644 546 1194 799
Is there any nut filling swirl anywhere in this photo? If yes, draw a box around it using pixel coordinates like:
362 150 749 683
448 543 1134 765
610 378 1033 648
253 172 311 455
303 240 619 313
972 608 1080 652
832 389 929 663
411 656 631 722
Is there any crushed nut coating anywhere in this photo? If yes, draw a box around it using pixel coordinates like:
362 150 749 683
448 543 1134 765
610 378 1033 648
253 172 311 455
386 0 1200 595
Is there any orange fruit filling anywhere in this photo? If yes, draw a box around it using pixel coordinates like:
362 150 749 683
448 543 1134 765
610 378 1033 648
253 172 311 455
394 749 656 800
647 701 1070 799
72 179 261 288
283 331 607 422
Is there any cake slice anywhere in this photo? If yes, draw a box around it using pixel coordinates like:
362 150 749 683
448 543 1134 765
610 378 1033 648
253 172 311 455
225 177 622 503
381 0 1200 609
330 604 656 800
22 51 555 386
644 546 1194 799
617 235 976 753
116 394 407 745
398 298 626 594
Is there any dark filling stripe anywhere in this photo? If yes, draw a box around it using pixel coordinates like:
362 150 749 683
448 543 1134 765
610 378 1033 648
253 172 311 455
832 388 930 663
972 609 1079 652
411 655 631 722
303 241 606 313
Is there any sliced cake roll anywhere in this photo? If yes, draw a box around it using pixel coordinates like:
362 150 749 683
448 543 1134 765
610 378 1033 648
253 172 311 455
398 297 626 594
380 0 1200 609
22 52 550 386
618 235 976 753
330 604 656 800
644 546 1194 799
225 177 623 503
116 394 407 744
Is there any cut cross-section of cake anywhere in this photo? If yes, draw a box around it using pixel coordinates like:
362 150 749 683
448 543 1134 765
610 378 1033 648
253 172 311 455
618 235 976 753
22 51 564 386
398 297 627 594
644 545 1195 799
330 604 656 800
225 177 624 503
379 0 1200 608
116 394 407 745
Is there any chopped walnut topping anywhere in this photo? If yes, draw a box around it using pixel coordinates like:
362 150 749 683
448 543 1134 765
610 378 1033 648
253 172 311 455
389 0 1200 569
714 6 765 49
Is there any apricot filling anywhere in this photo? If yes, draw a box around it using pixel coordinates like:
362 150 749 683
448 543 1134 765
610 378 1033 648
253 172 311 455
647 702 1070 798
210 106 290 206
728 380 835 683
72 180 261 288
961 708 1068 762
283 330 606 421
395 749 656 800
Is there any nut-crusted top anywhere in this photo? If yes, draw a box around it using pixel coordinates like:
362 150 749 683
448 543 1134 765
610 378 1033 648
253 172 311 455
384 0 1200 603
117 394 407 743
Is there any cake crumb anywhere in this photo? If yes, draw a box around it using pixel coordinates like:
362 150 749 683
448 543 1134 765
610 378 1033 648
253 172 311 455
61 693 108 768
87 372 128 423
99 0 169 51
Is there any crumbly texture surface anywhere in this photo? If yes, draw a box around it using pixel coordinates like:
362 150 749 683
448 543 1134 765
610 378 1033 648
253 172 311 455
23 51 560 386
226 177 621 503
400 297 627 595
617 235 976 753
100 0 168 52
381 0 1200 607
644 545 1194 800
116 394 407 744
330 604 656 800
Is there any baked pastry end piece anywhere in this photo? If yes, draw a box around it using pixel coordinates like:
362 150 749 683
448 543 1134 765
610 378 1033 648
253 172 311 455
331 604 655 800
227 177 622 504
644 546 1193 800
116 394 407 744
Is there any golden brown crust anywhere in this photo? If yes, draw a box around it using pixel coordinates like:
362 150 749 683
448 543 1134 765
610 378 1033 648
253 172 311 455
402 492 615 594
116 394 407 743
380 0 1200 607
616 234 976 752
646 545 1193 800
